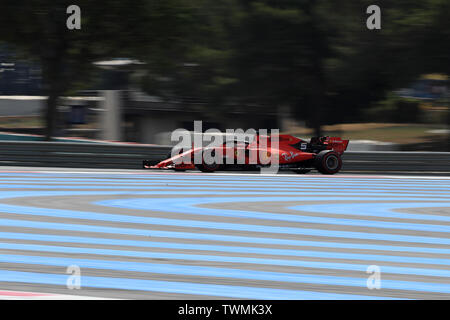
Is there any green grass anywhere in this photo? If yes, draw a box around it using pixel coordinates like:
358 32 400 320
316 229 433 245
0 116 43 129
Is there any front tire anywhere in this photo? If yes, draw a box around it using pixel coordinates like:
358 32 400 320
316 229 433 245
315 150 342 174
195 150 223 173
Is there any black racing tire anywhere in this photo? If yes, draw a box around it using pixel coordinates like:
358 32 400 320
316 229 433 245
315 150 342 174
195 150 223 173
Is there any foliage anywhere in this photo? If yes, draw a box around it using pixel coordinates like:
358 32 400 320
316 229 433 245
0 0 448 139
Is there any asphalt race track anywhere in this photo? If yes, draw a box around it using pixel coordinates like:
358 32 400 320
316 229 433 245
0 166 449 299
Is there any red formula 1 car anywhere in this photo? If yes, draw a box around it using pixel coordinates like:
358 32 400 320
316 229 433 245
144 134 349 174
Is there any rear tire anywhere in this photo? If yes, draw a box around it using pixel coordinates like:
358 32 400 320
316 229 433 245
315 150 342 174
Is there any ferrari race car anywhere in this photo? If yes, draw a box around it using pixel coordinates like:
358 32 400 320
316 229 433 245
143 134 349 174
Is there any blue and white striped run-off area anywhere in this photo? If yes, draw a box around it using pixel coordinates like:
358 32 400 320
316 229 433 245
0 167 449 299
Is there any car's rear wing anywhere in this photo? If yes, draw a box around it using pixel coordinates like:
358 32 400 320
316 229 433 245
325 137 349 155
311 136 349 155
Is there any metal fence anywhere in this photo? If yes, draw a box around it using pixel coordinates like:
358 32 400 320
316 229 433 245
0 141 449 173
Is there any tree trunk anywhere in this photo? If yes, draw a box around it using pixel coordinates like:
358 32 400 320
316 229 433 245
312 97 323 137
42 61 64 141
40 6 68 141
44 93 58 141
306 0 325 138
310 56 325 138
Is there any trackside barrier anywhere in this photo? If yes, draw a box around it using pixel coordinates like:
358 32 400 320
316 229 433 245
0 141 449 172
342 151 450 173
0 141 171 169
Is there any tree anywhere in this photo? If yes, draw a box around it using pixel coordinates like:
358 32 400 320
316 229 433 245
0 0 153 140
219 0 449 135
140 0 239 112
323 0 450 124
1 0 448 142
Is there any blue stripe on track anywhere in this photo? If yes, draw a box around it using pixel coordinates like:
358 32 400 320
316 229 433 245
290 202 450 222
2 241 450 279
96 197 450 233
0 172 448 299
1 230 450 266
2 194 450 235
0 177 449 189
4 201 450 245
0 254 445 295
2 230 450 256
2 210 450 246
0 172 447 182
0 270 396 300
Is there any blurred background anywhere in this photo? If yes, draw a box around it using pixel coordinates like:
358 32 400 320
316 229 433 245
0 0 448 151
